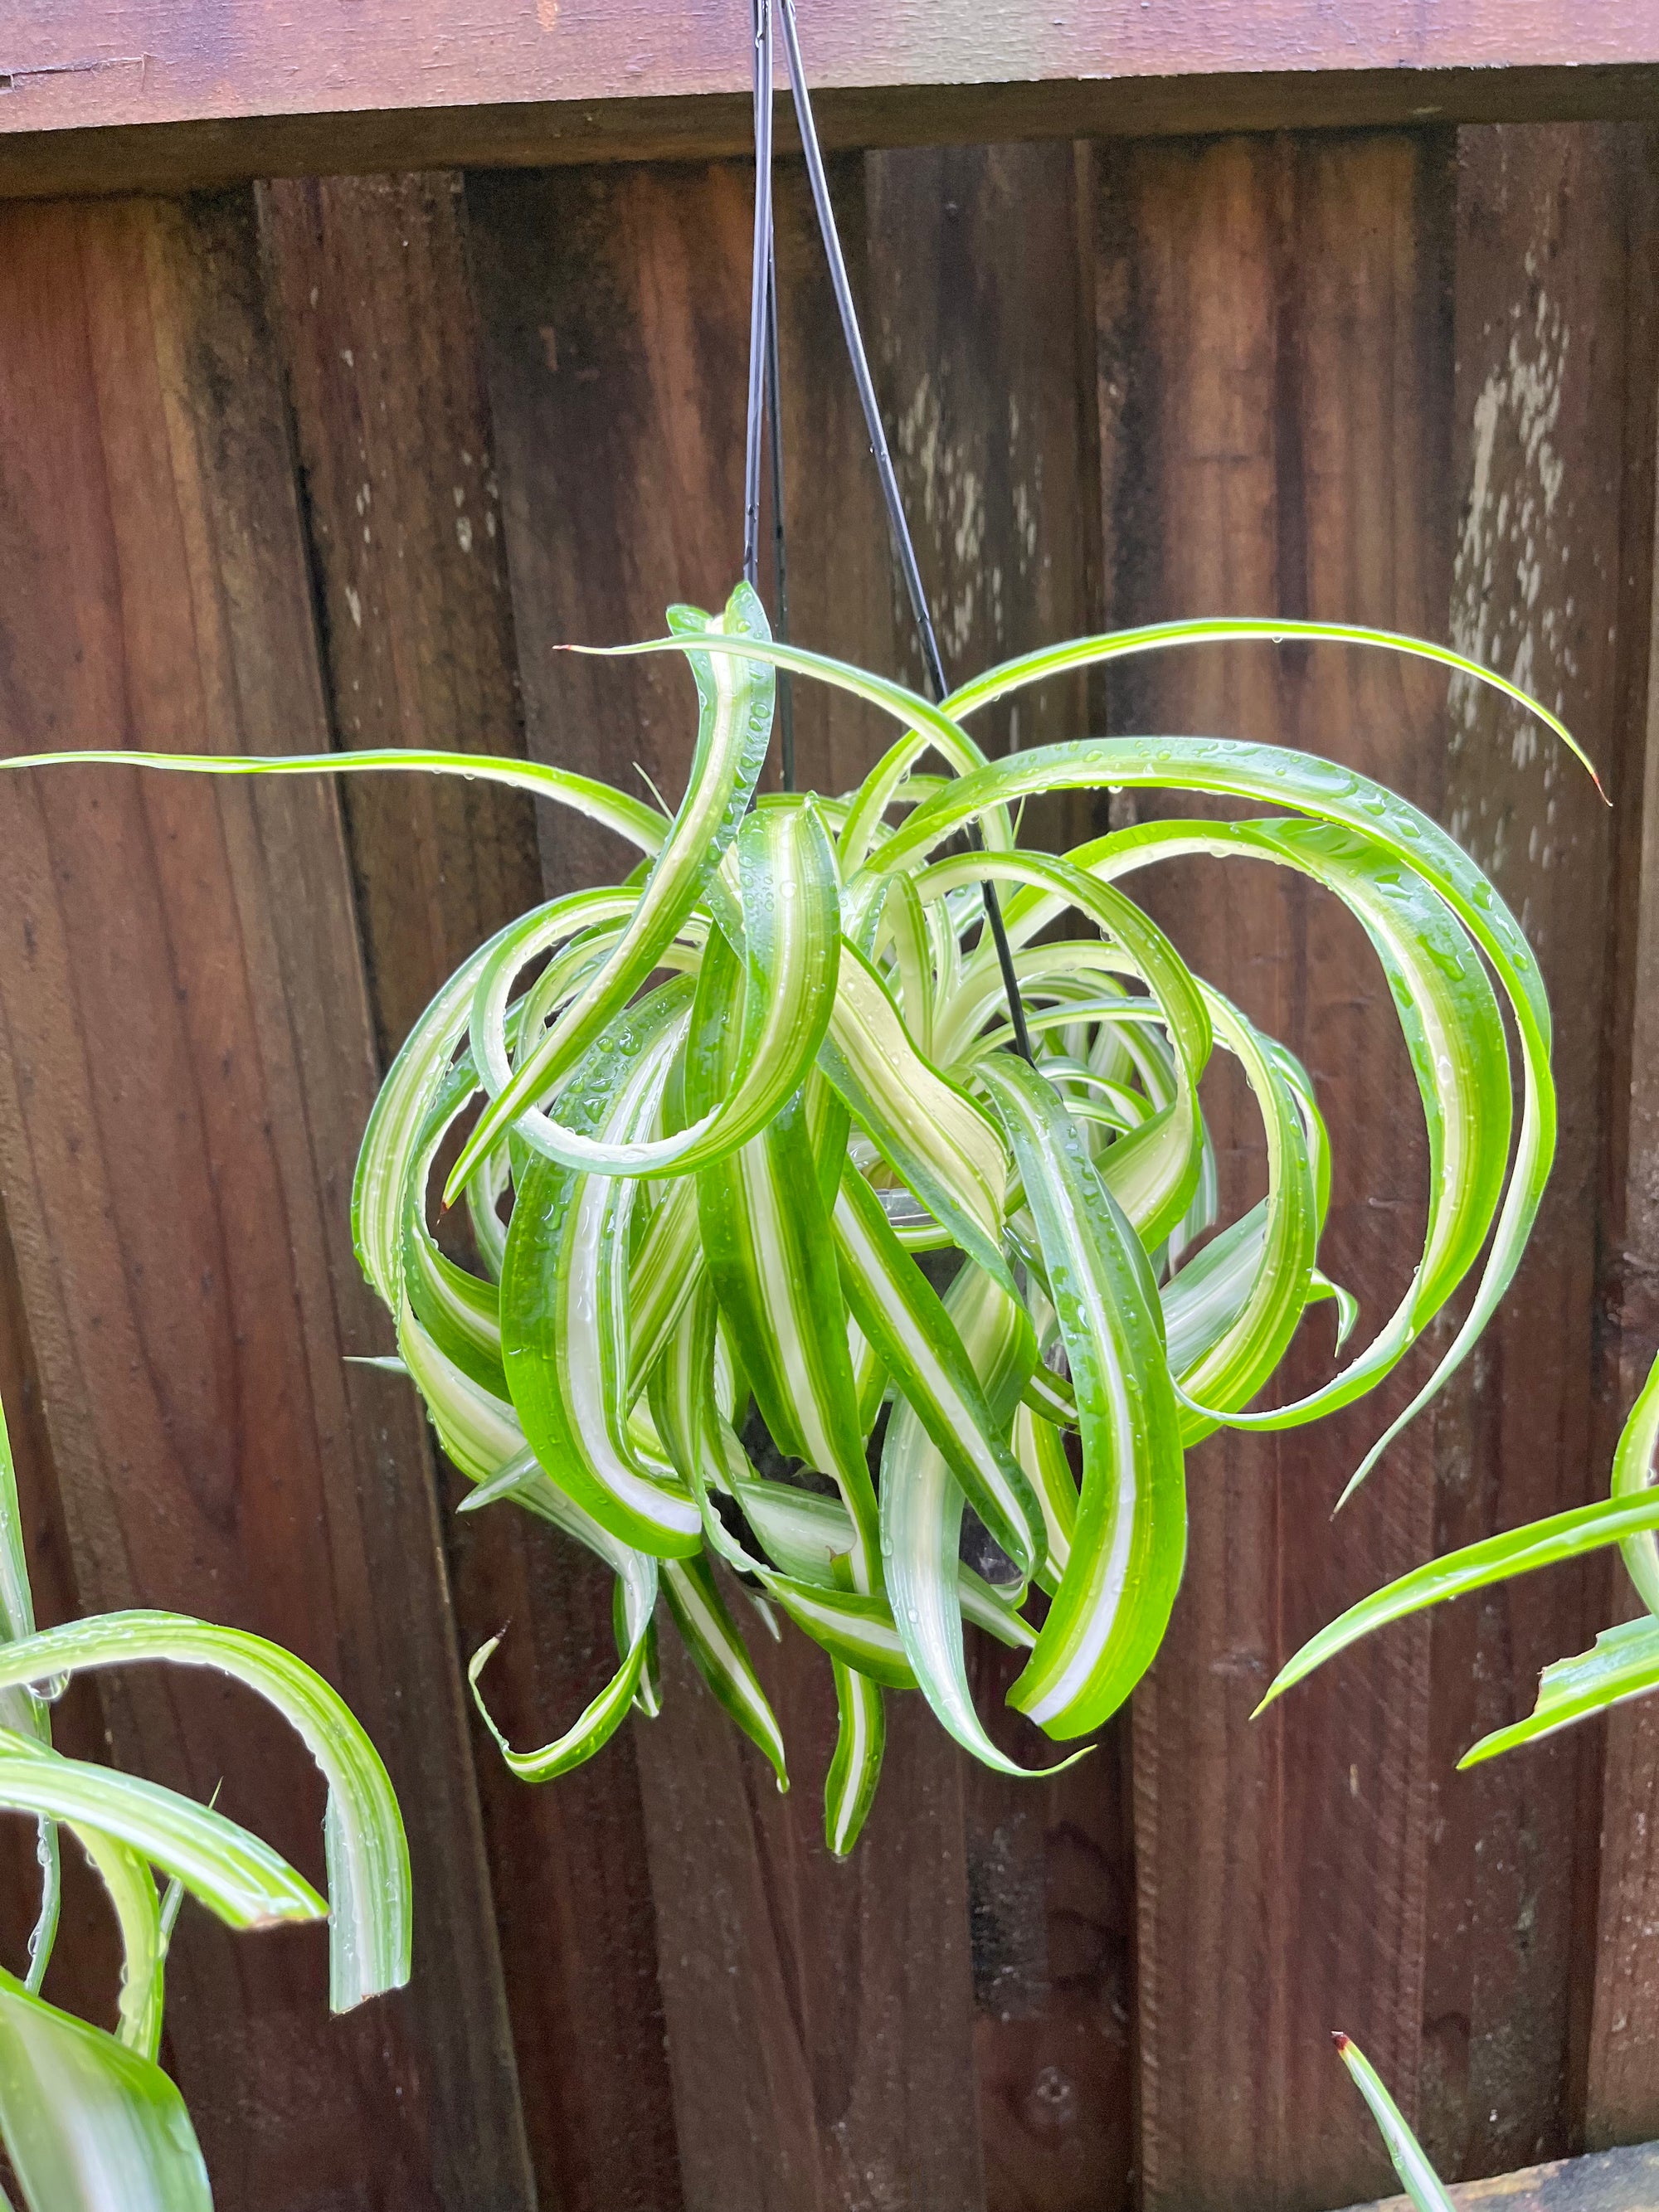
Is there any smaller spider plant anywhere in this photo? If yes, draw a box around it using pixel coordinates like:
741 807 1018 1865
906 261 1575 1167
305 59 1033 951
1265 1348 1659 1761
0 1391 409 2212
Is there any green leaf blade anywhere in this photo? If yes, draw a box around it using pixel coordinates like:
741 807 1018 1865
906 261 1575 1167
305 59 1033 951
1334 2034 1457 2212
980 1056 1187 1739
0 1969 213 2212
0 1615 410 2015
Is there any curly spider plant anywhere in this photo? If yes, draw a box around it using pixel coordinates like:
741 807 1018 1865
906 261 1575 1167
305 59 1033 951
9 581 1593 1856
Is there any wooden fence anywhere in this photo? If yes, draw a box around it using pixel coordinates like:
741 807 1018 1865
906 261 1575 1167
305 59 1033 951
0 113 1655 2212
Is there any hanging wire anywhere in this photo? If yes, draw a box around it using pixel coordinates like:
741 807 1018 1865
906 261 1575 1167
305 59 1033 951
774 0 1036 1062
764 255 797 794
741 0 775 591
742 0 797 793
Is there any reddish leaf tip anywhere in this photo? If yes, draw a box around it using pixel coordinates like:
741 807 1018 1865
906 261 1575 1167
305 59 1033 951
1331 2031 1351 2052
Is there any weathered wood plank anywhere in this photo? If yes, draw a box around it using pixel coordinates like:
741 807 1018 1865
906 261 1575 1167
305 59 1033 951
3 6 1659 199
257 167 674 2212
258 169 542 1058
866 138 1134 2212
1094 129 1457 2212
867 139 1097 851
1419 124 1643 2180
1345 2138 1659 2212
466 153 984 2211
1584 129 1659 2157
0 187 531 2210
465 155 896 845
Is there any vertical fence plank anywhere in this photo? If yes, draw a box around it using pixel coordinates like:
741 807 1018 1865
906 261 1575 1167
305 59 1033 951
256 168 651 2212
0 189 529 2211
866 139 1136 2212
1584 129 1659 2156
465 154 984 2212
1094 130 1457 2212
258 172 544 1057
868 141 1099 853
1421 124 1647 2179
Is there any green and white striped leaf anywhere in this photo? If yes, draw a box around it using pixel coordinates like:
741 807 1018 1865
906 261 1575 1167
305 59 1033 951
818 941 1014 1294
0 1733 322 1935
1461 1616 1659 1765
468 1548 659 1783
1260 1487 1659 1718
0 1969 212 2212
880 1257 1082 1776
733 1475 1034 1647
500 987 704 1558
757 1575 915 1690
825 1655 886 1860
0 1616 408 2014
980 1055 1187 1738
662 1554 788 1789
834 1163 1041 1575
447 583 776 1194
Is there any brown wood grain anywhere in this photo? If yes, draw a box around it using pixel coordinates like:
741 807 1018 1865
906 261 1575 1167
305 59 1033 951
3 5 1659 198
465 155 897 842
465 153 983 2210
1420 124 1647 2181
1346 2137 1659 2212
867 139 1098 853
864 138 1134 2212
257 164 683 2212
1584 129 1659 2157
0 188 531 2210
1094 129 1458 2212
257 170 543 1059
10 73 1659 209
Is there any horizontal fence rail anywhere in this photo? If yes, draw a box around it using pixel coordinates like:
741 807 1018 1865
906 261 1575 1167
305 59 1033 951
2 6 1659 196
